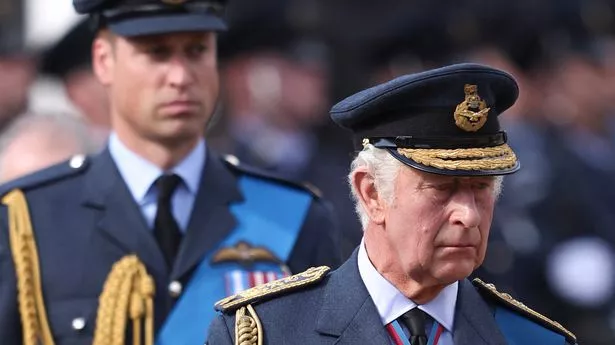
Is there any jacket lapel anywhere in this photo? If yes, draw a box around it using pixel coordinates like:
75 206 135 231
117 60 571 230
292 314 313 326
315 250 391 345
453 279 507 345
81 149 167 277
170 151 242 281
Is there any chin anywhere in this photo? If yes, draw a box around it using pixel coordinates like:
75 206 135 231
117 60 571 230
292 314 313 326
433 261 476 283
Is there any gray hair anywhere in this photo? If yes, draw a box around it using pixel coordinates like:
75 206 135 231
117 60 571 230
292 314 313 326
0 112 98 182
348 144 504 229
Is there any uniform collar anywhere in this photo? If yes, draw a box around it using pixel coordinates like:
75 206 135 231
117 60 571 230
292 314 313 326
357 240 458 332
108 132 206 204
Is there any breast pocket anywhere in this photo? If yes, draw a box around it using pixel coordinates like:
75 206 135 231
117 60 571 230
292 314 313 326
47 298 98 344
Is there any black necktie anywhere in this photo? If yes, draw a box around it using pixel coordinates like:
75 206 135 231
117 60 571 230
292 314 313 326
399 308 428 345
154 174 183 267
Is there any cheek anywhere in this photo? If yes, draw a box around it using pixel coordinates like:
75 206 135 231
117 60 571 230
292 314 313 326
198 64 220 101
477 199 495 251
119 64 159 116
392 202 443 258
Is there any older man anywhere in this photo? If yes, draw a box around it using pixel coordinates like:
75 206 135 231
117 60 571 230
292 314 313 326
206 63 577 345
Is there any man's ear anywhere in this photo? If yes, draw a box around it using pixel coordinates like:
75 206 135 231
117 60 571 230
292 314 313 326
92 33 115 86
352 168 386 225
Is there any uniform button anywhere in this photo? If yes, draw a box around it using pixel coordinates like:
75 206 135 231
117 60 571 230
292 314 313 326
224 154 240 166
72 317 86 331
168 281 182 298
69 155 86 169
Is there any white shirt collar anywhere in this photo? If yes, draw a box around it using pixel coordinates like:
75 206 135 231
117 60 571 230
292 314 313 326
108 132 206 204
357 240 458 331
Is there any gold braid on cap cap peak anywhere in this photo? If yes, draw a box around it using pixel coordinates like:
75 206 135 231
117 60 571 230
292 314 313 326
397 144 517 171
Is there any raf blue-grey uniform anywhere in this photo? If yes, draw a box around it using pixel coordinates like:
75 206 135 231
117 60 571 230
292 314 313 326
206 64 578 345
0 1 342 344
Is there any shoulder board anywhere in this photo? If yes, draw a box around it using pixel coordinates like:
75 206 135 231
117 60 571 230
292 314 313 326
0 154 90 196
221 154 323 199
214 266 330 313
472 278 576 343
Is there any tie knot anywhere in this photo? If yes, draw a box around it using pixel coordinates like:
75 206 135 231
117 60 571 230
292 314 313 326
155 174 182 202
400 308 428 345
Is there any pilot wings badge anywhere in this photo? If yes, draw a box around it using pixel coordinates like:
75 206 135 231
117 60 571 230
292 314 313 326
211 241 282 267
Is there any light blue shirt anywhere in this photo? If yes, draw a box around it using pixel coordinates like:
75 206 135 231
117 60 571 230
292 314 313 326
358 240 457 344
108 133 206 232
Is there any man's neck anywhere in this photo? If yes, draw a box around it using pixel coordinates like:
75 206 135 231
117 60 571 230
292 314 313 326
364 233 447 305
113 130 200 171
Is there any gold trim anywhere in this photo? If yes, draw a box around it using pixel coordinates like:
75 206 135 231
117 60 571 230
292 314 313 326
397 144 517 171
216 266 330 312
454 84 490 132
93 255 155 345
3 189 55 345
234 305 263 345
473 278 576 342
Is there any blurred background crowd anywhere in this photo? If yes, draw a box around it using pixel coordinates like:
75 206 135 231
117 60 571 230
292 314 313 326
1 0 615 343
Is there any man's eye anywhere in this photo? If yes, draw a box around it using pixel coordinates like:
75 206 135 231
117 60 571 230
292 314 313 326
433 184 454 191
472 181 493 191
186 44 207 58
148 46 172 60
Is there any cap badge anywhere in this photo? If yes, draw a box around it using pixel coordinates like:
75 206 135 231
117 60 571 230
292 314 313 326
454 84 490 132
161 0 187 5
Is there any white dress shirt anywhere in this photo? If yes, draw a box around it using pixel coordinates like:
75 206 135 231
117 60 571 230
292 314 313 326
358 240 457 344
108 132 205 232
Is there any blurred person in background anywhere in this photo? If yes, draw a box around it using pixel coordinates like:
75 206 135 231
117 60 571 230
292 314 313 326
0 0 35 132
40 18 110 147
213 0 361 258
0 51 36 132
0 112 95 183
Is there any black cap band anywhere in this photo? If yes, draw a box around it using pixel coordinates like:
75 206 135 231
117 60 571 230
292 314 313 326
369 131 508 150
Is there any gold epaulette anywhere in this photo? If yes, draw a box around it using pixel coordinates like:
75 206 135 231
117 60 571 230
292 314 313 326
215 266 330 313
472 278 576 343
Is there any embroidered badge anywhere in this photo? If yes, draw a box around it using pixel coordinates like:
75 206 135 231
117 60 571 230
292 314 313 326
212 241 282 267
454 84 490 132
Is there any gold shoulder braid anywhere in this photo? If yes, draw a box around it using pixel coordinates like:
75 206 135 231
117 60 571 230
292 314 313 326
2 189 155 345
3 189 55 345
472 278 576 343
215 266 330 313
235 305 263 345
93 255 155 345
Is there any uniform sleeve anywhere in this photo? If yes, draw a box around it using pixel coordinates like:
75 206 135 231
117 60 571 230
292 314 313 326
0 207 22 344
206 314 234 345
287 197 343 273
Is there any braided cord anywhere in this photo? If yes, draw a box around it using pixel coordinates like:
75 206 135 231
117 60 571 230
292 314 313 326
3 189 55 345
93 255 155 345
